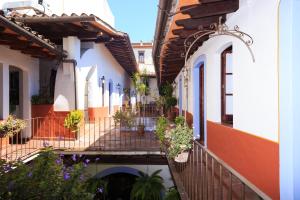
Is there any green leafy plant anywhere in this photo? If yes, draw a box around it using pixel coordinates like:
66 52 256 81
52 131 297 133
165 97 177 111
31 95 54 105
131 170 165 200
175 116 185 126
155 117 168 143
168 125 193 159
164 187 180 200
113 110 135 129
0 149 98 200
0 115 26 138
64 110 83 132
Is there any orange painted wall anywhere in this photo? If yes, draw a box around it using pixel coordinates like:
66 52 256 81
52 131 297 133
207 121 279 199
88 106 120 120
31 105 75 140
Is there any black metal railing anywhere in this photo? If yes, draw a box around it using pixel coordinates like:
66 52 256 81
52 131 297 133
0 116 161 162
167 141 271 200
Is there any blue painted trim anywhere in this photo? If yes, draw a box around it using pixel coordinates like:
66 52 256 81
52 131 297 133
192 55 207 146
179 76 183 115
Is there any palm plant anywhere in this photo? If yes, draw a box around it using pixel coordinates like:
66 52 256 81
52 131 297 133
131 170 165 200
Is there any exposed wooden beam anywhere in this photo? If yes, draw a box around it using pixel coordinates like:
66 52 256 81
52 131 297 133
181 0 239 18
175 15 226 30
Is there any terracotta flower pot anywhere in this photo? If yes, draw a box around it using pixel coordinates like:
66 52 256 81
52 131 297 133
0 135 9 148
174 151 189 163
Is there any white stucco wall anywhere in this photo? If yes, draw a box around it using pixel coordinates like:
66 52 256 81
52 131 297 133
76 43 130 111
174 0 279 142
54 37 130 113
0 45 39 120
47 0 115 27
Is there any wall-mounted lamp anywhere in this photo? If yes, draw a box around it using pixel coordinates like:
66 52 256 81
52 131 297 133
116 83 121 90
101 76 105 84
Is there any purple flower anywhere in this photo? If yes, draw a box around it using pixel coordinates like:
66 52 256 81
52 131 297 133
63 172 70 180
56 159 62 165
97 187 104 193
84 159 90 164
72 154 77 162
95 157 100 161
79 154 83 158
27 172 33 177
60 154 64 158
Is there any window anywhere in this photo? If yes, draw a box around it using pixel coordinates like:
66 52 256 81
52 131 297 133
221 46 233 125
138 51 145 63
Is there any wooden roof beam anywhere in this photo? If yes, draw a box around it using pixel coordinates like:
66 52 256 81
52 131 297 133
181 0 239 18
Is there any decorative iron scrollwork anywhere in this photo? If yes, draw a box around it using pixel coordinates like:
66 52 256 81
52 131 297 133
183 17 255 67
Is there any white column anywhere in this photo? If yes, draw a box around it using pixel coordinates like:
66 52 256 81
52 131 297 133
0 63 9 119
54 37 80 112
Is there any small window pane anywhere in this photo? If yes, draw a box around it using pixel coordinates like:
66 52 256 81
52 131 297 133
226 75 233 94
226 53 233 73
226 95 233 115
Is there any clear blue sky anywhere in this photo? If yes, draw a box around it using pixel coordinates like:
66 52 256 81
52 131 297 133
108 0 159 43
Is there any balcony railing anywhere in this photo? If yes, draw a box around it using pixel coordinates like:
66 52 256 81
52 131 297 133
167 140 271 200
0 116 161 162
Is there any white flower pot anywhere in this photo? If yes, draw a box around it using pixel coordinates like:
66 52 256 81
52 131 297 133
174 151 189 163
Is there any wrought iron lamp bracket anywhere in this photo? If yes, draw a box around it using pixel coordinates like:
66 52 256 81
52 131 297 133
183 17 255 70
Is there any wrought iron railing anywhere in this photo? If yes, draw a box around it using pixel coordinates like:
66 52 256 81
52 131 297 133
167 140 271 200
0 116 160 162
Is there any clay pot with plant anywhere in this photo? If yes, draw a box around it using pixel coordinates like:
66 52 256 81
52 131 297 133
168 124 193 163
64 110 83 139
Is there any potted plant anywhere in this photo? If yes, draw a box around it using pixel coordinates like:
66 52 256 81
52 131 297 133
64 110 83 134
131 170 165 200
168 124 193 163
113 110 135 131
165 96 177 121
0 115 26 146
155 116 168 145
159 83 177 121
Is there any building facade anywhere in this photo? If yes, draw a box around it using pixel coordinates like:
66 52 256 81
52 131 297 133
153 0 300 199
132 42 158 104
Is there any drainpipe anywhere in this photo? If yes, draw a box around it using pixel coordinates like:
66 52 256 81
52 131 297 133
63 59 77 110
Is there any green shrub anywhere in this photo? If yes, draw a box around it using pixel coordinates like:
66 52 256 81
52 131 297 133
0 149 97 200
0 115 26 137
168 125 193 159
64 110 83 132
155 117 168 143
31 95 54 105
113 110 135 128
164 187 180 200
175 116 185 126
